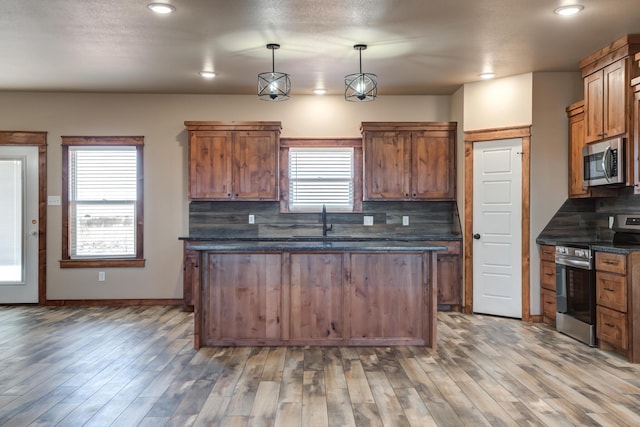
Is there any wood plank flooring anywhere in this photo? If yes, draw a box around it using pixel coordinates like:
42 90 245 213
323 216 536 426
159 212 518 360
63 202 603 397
1 306 639 426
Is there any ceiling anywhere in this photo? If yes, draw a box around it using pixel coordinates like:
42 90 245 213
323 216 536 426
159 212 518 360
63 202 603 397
2 0 640 96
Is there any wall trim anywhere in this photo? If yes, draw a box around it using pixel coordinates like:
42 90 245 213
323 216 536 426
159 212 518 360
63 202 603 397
44 299 184 307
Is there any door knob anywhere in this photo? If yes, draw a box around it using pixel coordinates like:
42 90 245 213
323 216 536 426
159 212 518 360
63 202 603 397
473 233 481 240
30 230 38 236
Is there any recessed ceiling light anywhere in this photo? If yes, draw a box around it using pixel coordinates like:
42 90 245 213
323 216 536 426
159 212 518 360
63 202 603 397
313 89 327 95
554 5 584 16
199 71 216 78
147 3 176 14
479 72 496 80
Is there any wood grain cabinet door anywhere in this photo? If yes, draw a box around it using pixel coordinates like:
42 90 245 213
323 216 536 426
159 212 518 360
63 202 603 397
288 253 343 341
411 131 455 200
348 253 424 342
203 253 281 344
603 59 627 140
188 131 233 199
363 131 411 199
584 70 605 144
233 130 279 200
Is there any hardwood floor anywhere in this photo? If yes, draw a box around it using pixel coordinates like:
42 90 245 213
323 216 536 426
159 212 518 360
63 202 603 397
1 306 639 426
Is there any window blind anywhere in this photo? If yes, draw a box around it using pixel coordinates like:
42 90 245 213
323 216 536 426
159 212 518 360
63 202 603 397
289 147 354 211
69 146 137 257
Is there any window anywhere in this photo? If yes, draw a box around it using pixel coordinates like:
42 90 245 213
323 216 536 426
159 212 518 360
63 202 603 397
289 147 354 211
61 136 144 268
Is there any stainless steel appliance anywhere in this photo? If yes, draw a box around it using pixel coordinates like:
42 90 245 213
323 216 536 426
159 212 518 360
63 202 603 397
582 136 624 187
612 214 640 244
555 245 596 346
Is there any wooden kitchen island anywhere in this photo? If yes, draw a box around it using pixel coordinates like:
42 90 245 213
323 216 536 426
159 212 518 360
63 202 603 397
185 240 445 349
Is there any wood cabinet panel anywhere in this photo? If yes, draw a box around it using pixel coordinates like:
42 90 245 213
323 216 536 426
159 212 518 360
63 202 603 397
412 132 455 199
348 253 424 341
596 252 626 275
182 243 199 311
431 240 461 308
203 253 282 343
233 131 279 199
363 131 411 199
597 305 628 350
188 131 233 199
540 261 556 292
289 253 343 341
603 60 627 139
540 245 556 262
596 271 627 312
585 70 605 144
542 288 556 325
566 101 590 198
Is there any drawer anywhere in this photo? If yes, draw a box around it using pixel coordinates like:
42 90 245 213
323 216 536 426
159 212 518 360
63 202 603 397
540 245 555 262
595 252 626 275
541 289 556 324
540 260 556 291
597 305 628 350
596 272 627 312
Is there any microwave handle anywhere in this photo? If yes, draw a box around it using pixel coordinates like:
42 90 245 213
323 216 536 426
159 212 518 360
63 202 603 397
603 145 612 181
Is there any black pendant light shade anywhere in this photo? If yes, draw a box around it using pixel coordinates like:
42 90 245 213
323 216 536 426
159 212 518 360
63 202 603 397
345 44 377 102
258 44 291 101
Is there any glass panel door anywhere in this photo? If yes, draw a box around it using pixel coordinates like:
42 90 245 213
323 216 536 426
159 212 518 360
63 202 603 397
0 158 23 283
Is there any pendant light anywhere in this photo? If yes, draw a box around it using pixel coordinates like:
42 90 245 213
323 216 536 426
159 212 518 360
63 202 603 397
258 44 291 101
345 44 377 102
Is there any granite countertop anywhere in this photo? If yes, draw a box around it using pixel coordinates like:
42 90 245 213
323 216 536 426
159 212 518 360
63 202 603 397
185 239 448 252
180 235 462 242
537 237 640 254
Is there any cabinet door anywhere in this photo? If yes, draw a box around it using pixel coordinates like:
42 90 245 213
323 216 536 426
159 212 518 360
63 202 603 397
188 131 233 199
289 253 343 341
567 103 589 198
412 131 455 199
348 253 423 341
363 131 411 199
233 131 279 200
603 59 627 140
183 246 199 311
203 253 281 343
584 70 604 144
437 254 460 306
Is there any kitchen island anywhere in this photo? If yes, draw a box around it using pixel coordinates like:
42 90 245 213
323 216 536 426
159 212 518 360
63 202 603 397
185 239 446 349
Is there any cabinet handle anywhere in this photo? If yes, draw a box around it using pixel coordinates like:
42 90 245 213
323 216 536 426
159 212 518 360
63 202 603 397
544 272 553 276
405 193 409 197
227 193 231 197
543 251 553 255
412 193 417 197
604 287 615 292
604 323 616 328
603 260 619 265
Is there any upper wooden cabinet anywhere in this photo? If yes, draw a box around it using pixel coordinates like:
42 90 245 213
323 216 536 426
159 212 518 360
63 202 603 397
633 53 640 193
361 122 456 200
580 35 640 145
185 121 281 200
566 100 590 198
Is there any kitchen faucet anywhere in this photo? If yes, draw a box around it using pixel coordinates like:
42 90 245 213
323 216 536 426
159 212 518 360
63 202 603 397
322 204 333 237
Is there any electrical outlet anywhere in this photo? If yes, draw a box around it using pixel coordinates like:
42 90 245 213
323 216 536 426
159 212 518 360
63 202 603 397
249 214 255 224
364 216 374 226
402 216 410 226
98 271 105 282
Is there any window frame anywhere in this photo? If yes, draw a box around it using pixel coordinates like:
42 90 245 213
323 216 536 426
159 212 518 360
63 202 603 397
60 136 145 268
279 138 363 213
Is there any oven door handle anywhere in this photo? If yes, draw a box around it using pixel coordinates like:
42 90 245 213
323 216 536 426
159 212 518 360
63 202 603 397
603 145 612 181
555 257 592 269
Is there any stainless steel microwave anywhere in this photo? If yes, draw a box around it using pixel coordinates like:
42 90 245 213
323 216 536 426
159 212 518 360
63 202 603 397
582 136 624 187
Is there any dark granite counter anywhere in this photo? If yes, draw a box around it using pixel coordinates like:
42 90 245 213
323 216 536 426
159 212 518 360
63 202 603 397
185 239 447 252
537 237 640 254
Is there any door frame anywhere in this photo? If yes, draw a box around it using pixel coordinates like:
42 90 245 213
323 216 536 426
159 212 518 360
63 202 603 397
464 125 531 321
0 131 47 304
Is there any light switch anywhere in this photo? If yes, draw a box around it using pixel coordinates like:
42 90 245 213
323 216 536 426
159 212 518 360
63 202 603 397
364 216 374 226
248 214 255 224
402 216 409 226
48 196 61 206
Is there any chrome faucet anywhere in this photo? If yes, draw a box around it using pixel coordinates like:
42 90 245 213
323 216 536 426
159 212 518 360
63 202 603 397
322 204 333 237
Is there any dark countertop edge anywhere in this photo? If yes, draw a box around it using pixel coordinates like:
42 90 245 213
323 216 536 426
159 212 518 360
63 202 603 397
185 244 448 252
536 238 640 254
179 236 462 242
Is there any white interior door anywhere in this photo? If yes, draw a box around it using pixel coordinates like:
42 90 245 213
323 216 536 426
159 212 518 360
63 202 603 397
0 146 39 303
472 138 522 318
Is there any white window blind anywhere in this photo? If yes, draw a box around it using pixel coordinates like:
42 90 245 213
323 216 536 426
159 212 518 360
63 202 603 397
289 147 354 211
69 146 137 258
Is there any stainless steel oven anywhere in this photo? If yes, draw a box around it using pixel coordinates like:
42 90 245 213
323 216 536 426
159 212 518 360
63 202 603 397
555 245 596 346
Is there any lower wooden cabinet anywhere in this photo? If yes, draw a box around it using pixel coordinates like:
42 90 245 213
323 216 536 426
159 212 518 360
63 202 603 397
539 245 556 325
595 251 640 363
194 250 437 347
433 241 461 310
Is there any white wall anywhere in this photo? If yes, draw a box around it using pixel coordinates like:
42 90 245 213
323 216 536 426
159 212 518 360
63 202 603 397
0 92 450 300
529 72 582 314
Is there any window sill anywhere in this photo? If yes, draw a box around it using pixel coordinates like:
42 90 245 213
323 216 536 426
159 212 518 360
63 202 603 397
59 258 146 268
